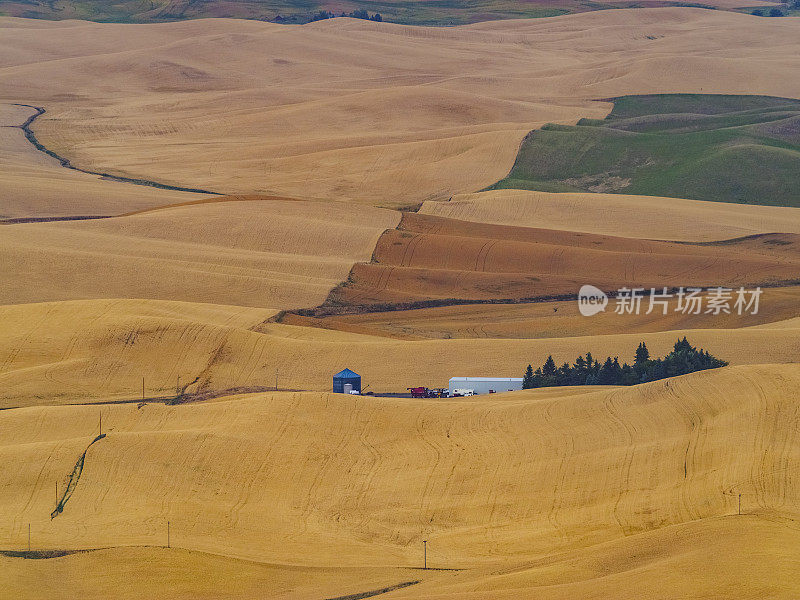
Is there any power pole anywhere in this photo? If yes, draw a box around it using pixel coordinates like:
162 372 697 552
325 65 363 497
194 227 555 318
423 540 427 570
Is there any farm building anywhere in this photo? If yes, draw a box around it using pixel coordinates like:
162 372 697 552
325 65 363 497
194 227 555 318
448 377 523 396
333 368 361 394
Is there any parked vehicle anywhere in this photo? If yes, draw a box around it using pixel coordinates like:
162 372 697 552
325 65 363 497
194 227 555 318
408 386 432 398
407 387 451 398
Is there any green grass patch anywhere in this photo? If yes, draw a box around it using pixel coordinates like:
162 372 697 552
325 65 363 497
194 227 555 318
490 94 800 207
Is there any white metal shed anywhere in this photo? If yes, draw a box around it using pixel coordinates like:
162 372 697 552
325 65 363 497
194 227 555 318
448 377 523 396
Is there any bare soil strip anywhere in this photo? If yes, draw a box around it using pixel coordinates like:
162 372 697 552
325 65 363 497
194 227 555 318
290 212 800 318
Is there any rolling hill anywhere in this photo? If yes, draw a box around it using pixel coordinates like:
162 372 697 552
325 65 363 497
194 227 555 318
420 189 800 242
0 0 779 26
3 364 800 597
491 94 800 206
0 103 206 219
0 196 399 308
4 298 800 408
3 8 800 599
320 286 800 339
4 10 800 207
322 212 800 311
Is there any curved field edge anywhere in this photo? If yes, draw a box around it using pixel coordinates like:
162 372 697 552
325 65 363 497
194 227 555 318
12 104 219 195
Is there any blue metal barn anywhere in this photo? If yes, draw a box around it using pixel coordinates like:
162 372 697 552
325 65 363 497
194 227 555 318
333 368 361 393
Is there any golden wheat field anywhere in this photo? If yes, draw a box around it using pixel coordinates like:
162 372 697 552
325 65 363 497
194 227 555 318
3 298 800 408
3 365 800 597
3 9 800 206
0 196 398 308
324 286 800 339
2 5 800 599
0 103 207 220
421 189 800 242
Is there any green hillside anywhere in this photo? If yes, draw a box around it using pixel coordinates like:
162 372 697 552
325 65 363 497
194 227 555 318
491 94 800 207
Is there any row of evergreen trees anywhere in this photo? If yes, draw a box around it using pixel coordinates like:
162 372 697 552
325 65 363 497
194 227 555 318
310 10 383 22
522 338 728 388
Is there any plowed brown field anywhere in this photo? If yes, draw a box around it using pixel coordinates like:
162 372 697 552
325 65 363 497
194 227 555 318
328 213 800 309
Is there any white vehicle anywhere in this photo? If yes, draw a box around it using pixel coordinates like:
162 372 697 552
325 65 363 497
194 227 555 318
451 388 475 397
449 377 523 396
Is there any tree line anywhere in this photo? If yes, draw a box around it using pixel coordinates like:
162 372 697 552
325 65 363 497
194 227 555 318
752 1 799 16
522 337 728 388
309 9 383 22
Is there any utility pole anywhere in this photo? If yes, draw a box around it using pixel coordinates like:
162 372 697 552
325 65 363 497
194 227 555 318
423 540 427 570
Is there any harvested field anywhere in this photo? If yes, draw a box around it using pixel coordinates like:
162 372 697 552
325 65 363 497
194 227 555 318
421 189 800 242
0 103 205 219
3 10 800 205
4 298 800 407
323 286 800 339
0 547 431 600
3 364 800 596
0 196 399 309
4 8 800 599
325 213 800 310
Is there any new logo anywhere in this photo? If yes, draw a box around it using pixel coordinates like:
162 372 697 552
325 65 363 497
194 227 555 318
578 285 608 316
